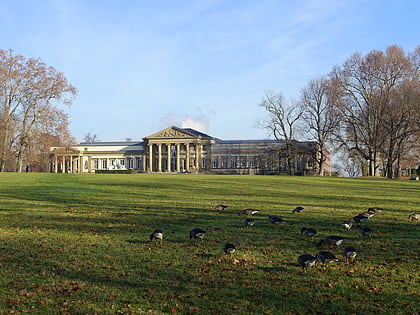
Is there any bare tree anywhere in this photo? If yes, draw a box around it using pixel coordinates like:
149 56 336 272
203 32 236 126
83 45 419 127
334 150 363 177
0 49 77 172
83 133 100 143
258 91 303 175
300 77 341 175
26 109 76 172
329 45 418 177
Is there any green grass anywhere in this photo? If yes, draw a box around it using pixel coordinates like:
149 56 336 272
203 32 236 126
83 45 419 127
0 174 419 314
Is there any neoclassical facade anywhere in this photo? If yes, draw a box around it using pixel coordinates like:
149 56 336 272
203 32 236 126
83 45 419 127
50 126 330 175
50 126 214 174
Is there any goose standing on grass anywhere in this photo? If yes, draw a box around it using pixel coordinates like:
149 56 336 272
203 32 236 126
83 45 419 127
316 251 339 268
301 227 317 240
317 235 346 248
360 211 376 219
240 208 259 216
408 213 420 221
297 253 317 273
149 229 163 244
244 218 255 228
352 214 369 225
213 204 228 212
223 243 236 255
342 220 353 231
359 227 373 239
190 228 206 242
343 246 357 264
368 207 383 213
292 206 304 214
268 216 284 224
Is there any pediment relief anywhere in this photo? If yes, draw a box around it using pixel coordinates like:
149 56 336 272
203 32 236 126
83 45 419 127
145 126 196 139
51 147 80 154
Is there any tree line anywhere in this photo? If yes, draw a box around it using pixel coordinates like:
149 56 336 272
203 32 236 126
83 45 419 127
259 45 420 179
1 46 418 177
0 49 77 172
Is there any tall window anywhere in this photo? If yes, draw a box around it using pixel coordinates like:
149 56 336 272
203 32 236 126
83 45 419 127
212 158 219 168
128 158 134 169
136 157 141 170
240 157 247 168
93 159 99 170
102 160 107 169
230 157 237 168
221 157 229 168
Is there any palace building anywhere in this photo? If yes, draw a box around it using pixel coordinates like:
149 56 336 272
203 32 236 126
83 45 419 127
49 126 331 175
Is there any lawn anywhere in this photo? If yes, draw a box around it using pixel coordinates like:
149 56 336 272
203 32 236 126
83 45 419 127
0 174 419 314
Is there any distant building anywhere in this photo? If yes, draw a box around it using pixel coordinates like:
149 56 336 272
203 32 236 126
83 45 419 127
49 126 331 175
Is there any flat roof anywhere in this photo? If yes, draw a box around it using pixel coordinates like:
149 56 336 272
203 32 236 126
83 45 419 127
79 141 144 146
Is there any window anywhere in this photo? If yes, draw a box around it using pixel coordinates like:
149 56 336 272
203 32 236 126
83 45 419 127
212 158 219 168
221 157 229 168
93 159 99 170
128 158 134 169
250 158 256 168
240 157 247 168
230 157 237 168
102 160 107 169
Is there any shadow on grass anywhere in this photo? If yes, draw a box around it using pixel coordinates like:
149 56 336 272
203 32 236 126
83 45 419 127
258 266 288 272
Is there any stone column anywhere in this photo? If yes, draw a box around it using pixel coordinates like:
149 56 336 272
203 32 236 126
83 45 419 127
69 156 73 173
61 157 65 173
55 156 58 173
158 144 162 172
88 156 92 173
167 143 171 172
186 143 190 172
148 144 153 172
196 144 202 171
176 143 180 172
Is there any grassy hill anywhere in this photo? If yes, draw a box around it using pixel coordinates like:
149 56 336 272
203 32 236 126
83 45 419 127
0 174 419 314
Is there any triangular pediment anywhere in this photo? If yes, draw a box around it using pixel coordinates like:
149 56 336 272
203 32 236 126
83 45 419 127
144 126 198 140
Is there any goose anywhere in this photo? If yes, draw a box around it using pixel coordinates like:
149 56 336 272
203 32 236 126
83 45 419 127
268 215 284 224
190 228 206 242
213 204 228 212
359 227 373 239
292 206 304 214
317 235 346 248
408 213 420 221
244 218 255 228
297 253 317 273
368 207 383 213
360 211 375 219
223 243 236 255
343 246 357 264
316 251 338 267
149 229 163 244
301 227 317 240
342 220 353 231
240 208 259 216
352 214 369 225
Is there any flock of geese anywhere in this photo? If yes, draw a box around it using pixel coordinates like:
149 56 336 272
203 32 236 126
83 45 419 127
148 205 420 274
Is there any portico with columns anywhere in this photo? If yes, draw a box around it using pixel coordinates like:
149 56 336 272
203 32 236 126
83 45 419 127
143 126 213 173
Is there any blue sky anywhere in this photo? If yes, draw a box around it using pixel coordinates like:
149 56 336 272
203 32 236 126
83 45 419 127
1 0 419 142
